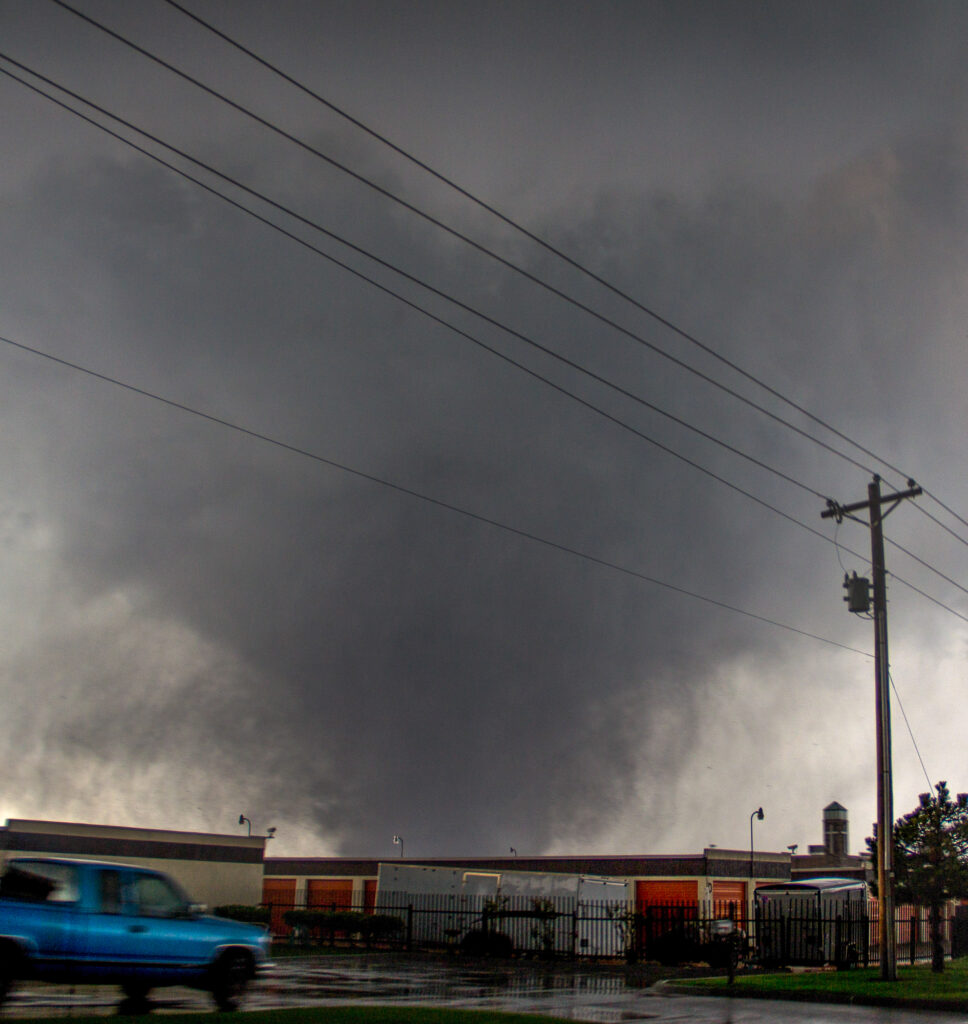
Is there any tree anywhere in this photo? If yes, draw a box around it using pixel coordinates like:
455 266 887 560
868 782 968 972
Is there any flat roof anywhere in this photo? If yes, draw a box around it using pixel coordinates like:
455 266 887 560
1 820 265 864
757 877 866 893
266 850 792 880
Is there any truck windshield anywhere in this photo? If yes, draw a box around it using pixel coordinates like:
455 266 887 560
129 873 189 917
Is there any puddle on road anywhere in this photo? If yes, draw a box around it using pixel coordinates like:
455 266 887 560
271 960 639 1002
1 956 668 1019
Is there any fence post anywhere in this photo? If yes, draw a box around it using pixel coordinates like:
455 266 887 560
752 902 759 965
910 911 917 965
952 905 967 959
863 903 870 967
571 906 578 960
405 904 413 952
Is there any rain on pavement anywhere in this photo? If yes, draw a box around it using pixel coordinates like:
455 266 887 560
1 955 966 1024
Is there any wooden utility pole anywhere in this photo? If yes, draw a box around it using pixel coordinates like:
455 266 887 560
822 474 921 982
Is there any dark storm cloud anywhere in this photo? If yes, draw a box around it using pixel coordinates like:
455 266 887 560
0 147 740 852
0 0 966 855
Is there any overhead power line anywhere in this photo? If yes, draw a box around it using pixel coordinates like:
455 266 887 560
156 0 896 470
919 490 968 539
889 671 933 793
46 0 903 487
0 329 871 658
0 61 836 517
155 0 968 553
0 53 816 503
2 56 965 618
886 535 968 601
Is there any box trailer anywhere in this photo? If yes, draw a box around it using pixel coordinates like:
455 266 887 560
375 863 630 956
754 877 869 966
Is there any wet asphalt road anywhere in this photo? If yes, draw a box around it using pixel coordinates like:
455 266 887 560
2 955 967 1023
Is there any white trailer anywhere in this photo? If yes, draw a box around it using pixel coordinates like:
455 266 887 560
755 877 869 966
376 863 630 956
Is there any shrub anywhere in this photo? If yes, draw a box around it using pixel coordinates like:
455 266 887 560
283 909 375 943
214 905 271 925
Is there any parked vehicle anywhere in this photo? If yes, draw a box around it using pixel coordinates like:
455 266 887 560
754 877 868 967
0 857 272 1010
376 862 631 957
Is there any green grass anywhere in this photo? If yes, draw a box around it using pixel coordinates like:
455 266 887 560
22 1010 570 1024
678 956 968 1009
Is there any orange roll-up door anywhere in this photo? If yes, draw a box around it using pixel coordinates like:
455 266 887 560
263 878 297 937
712 880 747 923
635 879 699 954
307 878 354 909
636 880 698 906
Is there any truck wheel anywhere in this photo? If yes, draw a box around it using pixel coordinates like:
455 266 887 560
0 944 20 1006
211 950 252 1012
120 980 152 1013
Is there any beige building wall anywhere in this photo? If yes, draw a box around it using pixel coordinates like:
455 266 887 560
0 819 266 909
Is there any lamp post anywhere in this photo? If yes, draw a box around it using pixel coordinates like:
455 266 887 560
749 807 764 879
238 814 252 836
393 835 404 858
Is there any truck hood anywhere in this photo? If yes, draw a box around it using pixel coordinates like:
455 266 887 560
198 914 271 953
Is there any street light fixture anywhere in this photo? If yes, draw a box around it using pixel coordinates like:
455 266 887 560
393 835 404 858
238 814 252 836
749 807 764 879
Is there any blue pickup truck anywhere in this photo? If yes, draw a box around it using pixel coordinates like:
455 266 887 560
0 857 271 1010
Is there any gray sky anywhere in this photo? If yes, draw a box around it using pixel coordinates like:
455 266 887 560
0 0 966 859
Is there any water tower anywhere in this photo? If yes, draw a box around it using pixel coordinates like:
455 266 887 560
823 801 849 857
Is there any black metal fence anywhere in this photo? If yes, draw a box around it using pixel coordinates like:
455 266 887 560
262 891 633 958
263 892 747 961
755 898 868 967
260 891 963 967
379 892 634 958
757 900 967 968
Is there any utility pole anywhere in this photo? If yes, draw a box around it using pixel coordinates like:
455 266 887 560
822 474 921 982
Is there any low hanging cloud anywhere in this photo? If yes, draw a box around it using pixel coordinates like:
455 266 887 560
0 4 966 859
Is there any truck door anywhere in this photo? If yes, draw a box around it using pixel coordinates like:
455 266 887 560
120 870 211 969
74 868 139 974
